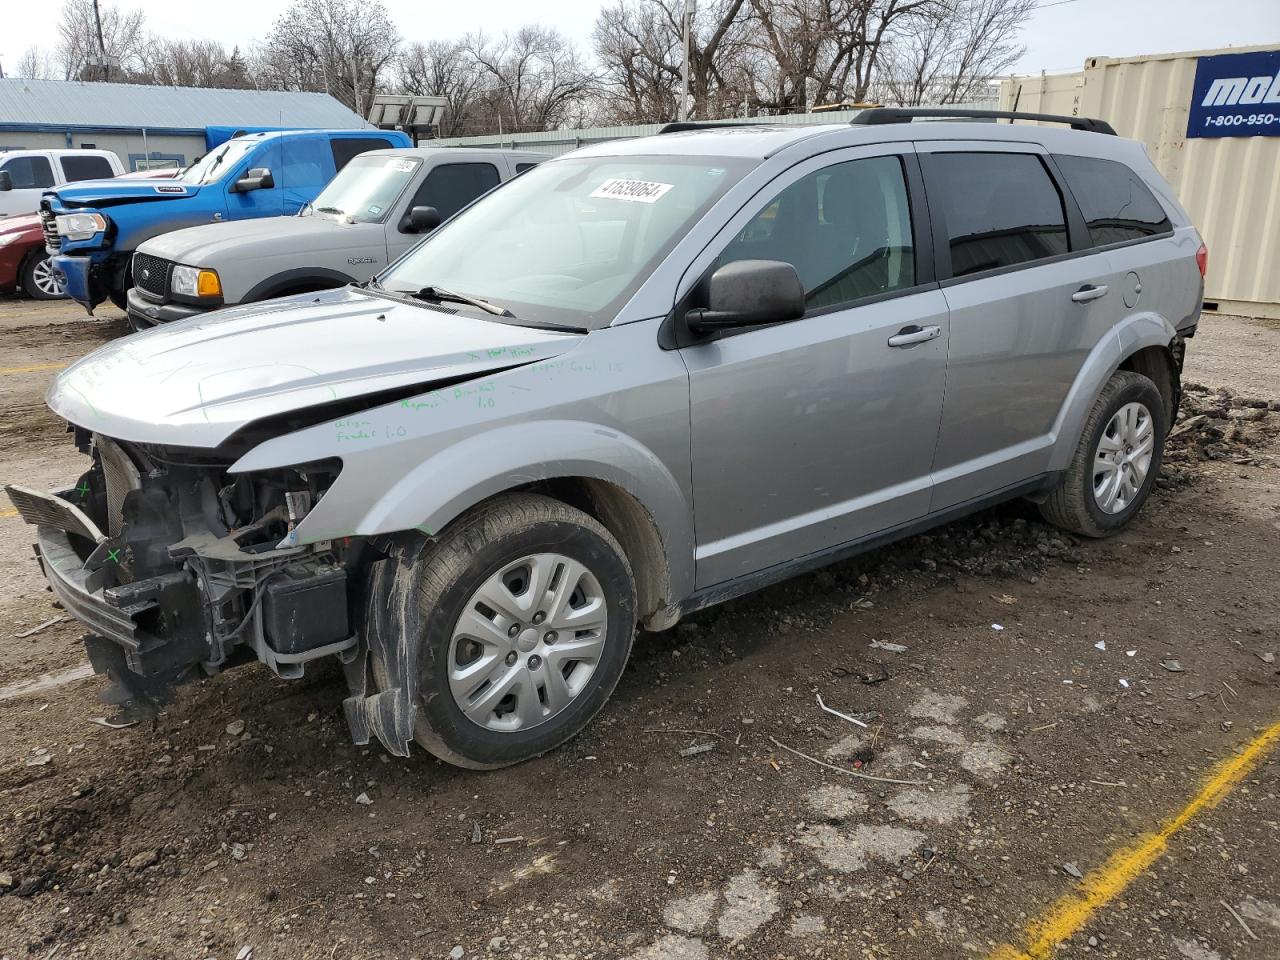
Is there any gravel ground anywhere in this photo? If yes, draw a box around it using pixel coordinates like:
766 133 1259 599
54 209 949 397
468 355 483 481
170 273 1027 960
0 298 1277 960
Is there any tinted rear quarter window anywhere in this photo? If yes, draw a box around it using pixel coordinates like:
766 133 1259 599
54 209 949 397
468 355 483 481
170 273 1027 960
927 152 1068 277
411 163 501 222
515 162 539 174
60 155 116 182
330 137 396 171
1055 154 1172 246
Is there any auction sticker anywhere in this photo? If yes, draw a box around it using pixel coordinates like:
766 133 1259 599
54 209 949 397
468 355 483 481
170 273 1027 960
590 178 674 203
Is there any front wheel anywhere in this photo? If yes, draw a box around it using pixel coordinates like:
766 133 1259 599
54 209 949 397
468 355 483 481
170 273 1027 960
1040 370 1167 537
20 251 67 300
374 494 637 769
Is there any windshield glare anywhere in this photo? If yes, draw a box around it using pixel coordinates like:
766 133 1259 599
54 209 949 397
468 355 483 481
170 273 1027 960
304 154 421 223
380 155 753 329
179 139 259 185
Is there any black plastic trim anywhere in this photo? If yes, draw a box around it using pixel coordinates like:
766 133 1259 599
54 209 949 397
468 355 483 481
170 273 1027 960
851 107 1116 135
242 267 356 303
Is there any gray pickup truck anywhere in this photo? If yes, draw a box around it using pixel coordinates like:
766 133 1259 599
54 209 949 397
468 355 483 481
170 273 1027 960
125 147 547 331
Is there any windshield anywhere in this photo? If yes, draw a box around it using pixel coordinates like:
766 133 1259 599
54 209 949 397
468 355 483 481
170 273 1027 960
303 154 421 223
179 139 259 185
379 154 754 329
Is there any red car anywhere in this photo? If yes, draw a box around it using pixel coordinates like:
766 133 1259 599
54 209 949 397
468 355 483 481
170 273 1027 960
0 214 64 300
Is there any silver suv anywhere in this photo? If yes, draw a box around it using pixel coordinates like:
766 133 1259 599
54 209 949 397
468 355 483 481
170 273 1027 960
6 109 1205 770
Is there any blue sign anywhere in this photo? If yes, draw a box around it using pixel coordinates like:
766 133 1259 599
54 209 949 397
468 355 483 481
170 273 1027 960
1187 50 1280 139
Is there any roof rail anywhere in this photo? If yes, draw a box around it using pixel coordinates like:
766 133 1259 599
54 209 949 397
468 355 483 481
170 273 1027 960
656 121 760 134
850 107 1116 136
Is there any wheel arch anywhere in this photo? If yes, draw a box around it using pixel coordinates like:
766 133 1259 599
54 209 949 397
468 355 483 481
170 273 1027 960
1048 312 1181 474
242 266 355 303
507 476 677 630
287 420 696 625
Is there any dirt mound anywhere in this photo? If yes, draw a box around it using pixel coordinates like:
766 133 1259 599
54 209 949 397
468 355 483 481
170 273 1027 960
1167 382 1280 465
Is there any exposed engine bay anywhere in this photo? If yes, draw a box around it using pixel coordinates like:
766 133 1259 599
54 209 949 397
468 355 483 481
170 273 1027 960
7 426 363 708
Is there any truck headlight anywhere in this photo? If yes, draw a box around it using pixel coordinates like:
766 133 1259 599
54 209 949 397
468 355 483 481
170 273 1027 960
54 213 108 240
171 264 223 298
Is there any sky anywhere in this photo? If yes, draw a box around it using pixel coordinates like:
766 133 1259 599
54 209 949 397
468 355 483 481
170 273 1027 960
1 0 1277 86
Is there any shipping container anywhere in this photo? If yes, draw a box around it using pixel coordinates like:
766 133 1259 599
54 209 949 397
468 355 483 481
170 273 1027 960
1001 44 1280 319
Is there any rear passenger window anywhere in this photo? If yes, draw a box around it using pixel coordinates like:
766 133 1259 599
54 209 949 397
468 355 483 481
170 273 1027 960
330 137 395 171
60 155 116 182
410 163 501 223
716 155 916 310
928 152 1068 277
1055 154 1171 246
515 162 539 174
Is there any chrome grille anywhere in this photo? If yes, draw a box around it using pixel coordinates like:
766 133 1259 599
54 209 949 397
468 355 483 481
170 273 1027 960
131 252 171 299
39 204 60 251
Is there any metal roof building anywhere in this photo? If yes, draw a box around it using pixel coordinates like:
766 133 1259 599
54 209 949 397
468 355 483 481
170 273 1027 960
0 78 371 171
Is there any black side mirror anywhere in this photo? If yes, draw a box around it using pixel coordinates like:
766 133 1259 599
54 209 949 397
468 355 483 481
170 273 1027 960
686 259 805 334
405 205 441 233
0 171 11 191
232 167 275 192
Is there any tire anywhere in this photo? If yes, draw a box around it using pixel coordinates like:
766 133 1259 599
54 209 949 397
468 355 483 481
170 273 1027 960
373 493 637 770
19 251 66 300
1040 370 1167 538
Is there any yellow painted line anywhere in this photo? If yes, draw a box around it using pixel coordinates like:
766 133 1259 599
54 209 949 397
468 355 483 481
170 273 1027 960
0 509 18 519
0 362 68 375
989 720 1280 960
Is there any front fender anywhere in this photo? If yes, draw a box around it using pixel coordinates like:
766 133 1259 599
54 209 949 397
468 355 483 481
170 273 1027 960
244 418 696 605
1047 311 1179 473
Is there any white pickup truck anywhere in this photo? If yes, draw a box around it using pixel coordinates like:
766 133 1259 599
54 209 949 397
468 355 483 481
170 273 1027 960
126 147 547 331
0 149 125 217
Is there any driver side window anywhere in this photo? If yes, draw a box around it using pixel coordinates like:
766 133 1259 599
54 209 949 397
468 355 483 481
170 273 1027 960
717 154 916 311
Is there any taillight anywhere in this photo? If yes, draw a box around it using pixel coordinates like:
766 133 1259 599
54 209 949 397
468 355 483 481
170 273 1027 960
1195 242 1208 278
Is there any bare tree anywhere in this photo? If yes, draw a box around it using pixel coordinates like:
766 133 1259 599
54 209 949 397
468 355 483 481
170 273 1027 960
55 0 148 81
396 40 487 137
875 0 1033 105
745 0 940 112
15 46 59 80
593 0 755 123
141 39 255 89
465 27 595 133
255 0 399 114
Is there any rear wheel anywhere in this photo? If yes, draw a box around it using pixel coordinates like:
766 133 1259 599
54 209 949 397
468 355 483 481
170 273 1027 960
19 251 66 300
373 494 637 769
1040 370 1166 537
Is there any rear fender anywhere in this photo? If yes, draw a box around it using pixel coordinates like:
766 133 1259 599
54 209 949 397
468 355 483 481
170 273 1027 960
1048 311 1179 473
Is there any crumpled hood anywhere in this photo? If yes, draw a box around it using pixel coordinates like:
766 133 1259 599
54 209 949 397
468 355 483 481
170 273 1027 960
48 178 200 208
47 287 582 449
139 215 368 264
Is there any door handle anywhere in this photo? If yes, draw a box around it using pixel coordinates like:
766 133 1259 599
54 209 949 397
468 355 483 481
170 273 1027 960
1071 284 1109 304
887 324 942 348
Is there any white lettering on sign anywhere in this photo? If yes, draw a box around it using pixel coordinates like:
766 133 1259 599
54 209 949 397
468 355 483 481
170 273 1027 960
590 178 674 203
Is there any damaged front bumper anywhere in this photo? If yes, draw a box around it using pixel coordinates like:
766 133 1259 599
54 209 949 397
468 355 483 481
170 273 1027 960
4 435 363 711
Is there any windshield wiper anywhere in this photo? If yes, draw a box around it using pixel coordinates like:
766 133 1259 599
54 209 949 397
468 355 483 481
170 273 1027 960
411 285 514 317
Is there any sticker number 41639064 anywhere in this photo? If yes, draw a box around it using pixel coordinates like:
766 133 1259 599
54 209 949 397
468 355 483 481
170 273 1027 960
589 178 675 203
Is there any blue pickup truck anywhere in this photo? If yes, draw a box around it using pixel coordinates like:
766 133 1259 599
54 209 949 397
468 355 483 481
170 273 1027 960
43 128 411 312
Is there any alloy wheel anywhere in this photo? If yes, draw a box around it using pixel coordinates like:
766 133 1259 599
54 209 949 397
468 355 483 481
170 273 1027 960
31 256 66 297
